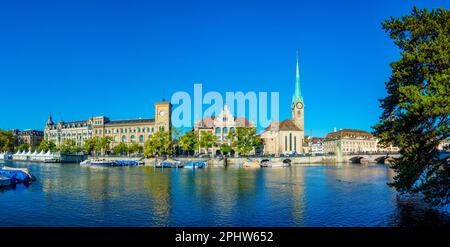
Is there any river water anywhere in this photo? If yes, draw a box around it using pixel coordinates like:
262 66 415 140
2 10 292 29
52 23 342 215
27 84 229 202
0 161 448 226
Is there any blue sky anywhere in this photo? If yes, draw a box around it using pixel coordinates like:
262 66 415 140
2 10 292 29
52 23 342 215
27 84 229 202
0 0 448 137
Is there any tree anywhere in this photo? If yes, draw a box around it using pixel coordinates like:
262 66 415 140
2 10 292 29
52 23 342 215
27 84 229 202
227 127 262 155
83 137 98 155
113 142 128 156
373 7 450 206
128 142 143 155
18 143 31 152
0 129 16 152
219 144 233 156
199 131 217 156
178 131 199 155
96 136 112 155
144 131 172 158
37 140 56 152
59 140 80 153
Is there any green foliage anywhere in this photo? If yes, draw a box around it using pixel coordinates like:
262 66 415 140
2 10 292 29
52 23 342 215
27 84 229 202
373 7 450 206
83 137 98 155
0 129 16 152
113 142 128 155
96 136 113 155
128 142 143 154
199 131 217 154
179 131 199 154
144 131 172 158
227 127 262 155
59 140 81 153
219 144 232 155
37 140 57 152
18 143 31 152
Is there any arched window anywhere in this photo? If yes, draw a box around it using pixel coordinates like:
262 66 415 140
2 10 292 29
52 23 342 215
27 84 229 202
139 135 144 143
289 133 292 151
137 128 141 133
114 136 118 142
215 127 221 135
130 135 135 142
148 134 152 139
125 129 128 133
122 135 126 142
230 127 235 133
151 127 154 132
223 127 228 136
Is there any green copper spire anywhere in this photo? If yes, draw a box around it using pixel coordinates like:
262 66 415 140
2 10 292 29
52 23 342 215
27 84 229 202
292 50 303 104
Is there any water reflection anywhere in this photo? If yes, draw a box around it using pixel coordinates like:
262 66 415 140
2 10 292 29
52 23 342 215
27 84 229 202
0 161 449 226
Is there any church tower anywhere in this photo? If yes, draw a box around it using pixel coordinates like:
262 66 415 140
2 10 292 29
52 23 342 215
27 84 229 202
291 51 304 131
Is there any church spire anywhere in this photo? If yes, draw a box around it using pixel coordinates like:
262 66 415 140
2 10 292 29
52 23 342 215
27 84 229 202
292 50 303 103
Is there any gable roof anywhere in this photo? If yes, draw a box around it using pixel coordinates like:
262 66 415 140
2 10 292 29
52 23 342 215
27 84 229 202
264 119 301 132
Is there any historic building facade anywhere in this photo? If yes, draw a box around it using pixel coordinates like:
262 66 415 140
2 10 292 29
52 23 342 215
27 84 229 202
44 102 171 147
260 53 305 155
194 105 255 153
323 129 379 154
13 129 44 148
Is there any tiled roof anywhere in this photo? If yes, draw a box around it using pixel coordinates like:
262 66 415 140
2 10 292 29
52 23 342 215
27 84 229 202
264 119 301 132
106 118 154 125
326 129 373 139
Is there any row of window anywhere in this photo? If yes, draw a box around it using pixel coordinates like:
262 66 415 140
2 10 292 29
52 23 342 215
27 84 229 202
96 127 155 135
113 135 148 143
215 127 235 135
284 134 297 152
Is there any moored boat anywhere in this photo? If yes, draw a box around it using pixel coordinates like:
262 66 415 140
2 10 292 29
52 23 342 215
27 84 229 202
0 166 34 183
260 159 291 167
80 159 113 167
155 160 183 168
183 161 207 169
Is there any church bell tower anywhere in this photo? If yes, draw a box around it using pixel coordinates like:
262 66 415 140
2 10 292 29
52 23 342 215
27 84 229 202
291 51 304 131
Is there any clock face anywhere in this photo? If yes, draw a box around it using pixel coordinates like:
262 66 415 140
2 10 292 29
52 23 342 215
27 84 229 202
159 110 165 116
296 102 303 109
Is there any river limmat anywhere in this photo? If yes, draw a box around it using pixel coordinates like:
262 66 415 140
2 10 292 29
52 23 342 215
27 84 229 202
0 161 448 227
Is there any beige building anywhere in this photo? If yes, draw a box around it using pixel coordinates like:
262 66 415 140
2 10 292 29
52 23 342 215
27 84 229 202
260 53 305 155
323 129 379 154
44 102 171 148
260 120 304 155
193 105 255 154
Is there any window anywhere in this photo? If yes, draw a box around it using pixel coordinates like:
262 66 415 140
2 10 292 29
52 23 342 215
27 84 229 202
223 117 227 122
114 136 118 142
122 135 126 142
223 127 228 135
138 128 141 133
130 135 135 142
139 135 144 143
215 127 221 135
151 127 154 132
289 133 292 151
294 136 297 151
285 136 287 151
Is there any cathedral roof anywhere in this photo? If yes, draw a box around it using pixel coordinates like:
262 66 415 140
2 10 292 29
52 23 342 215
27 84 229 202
264 119 301 132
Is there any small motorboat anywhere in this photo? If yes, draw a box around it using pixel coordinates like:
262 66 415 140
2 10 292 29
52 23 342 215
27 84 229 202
155 161 183 168
0 166 34 183
80 160 91 166
241 160 260 168
183 161 207 169
260 159 291 167
80 159 113 167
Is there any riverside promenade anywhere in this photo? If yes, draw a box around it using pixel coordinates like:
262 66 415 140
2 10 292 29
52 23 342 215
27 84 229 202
90 153 401 166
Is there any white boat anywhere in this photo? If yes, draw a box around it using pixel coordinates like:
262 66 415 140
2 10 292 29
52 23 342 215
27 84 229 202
80 159 113 167
80 160 91 166
260 159 291 167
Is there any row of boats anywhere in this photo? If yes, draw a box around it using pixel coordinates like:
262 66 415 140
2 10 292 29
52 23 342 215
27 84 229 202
80 159 145 167
241 159 292 168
